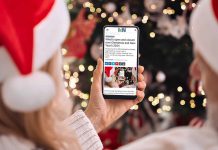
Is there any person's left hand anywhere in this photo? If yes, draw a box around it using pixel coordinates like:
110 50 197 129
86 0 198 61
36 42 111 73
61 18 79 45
85 59 146 133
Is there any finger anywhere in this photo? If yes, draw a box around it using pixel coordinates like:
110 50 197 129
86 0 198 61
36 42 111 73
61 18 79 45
138 73 144 82
138 81 146 91
92 58 103 86
195 121 204 128
135 90 145 103
138 66 144 74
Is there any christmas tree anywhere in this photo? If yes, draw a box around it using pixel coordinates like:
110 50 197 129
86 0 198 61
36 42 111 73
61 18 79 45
62 0 205 148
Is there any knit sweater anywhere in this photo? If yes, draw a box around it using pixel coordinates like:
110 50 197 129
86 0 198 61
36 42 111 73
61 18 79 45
0 110 103 150
1 110 218 150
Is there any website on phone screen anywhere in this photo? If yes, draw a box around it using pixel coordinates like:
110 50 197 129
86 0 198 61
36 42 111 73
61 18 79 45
103 26 138 96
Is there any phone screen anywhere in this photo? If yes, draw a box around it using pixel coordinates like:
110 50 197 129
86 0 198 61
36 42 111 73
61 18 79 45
103 26 139 99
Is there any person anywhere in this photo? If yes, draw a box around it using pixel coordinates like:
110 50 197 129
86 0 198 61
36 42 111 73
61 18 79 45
0 0 145 149
0 0 217 149
118 0 218 149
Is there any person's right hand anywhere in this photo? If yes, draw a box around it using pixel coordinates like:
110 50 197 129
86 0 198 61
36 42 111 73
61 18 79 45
85 59 146 132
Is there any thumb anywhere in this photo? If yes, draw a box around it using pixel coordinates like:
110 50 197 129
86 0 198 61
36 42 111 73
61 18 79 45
92 58 103 87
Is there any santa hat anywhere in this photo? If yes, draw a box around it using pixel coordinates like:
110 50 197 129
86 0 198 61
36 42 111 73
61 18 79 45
0 0 70 112
105 67 115 82
190 0 218 74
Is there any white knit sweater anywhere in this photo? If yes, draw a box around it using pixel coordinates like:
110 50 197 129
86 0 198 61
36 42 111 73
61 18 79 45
0 110 103 150
1 111 218 150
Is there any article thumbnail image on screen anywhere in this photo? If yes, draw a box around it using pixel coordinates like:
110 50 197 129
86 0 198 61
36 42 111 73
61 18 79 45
104 67 137 88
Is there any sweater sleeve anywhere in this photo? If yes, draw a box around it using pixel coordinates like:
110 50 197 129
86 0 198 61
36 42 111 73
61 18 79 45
63 110 103 150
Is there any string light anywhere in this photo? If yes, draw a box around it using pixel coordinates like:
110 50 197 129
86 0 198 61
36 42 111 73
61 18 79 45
90 77 93 82
108 17 114 22
64 71 71 79
142 15 148 24
82 0 195 33
121 6 126 12
190 99 196 109
202 98 207 107
190 99 195 104
79 65 85 72
67 4 73 10
152 97 159 106
113 12 118 17
88 65 94 71
88 14 94 20
69 77 76 83
165 96 171 102
157 108 162 114
70 76 77 83
81 101 88 108
83 2 91 8
69 80 76 89
96 8 102 13
75 78 79 83
148 96 154 102
180 100 186 106
131 14 138 20
158 93 165 99
90 7 95 13
63 64 70 71
130 105 139 110
150 4 157 10
190 92 196 98
84 94 89 100
64 81 69 88
150 32 156 38
190 103 196 108
101 12 107 18
162 105 171 111
163 7 175 15
198 85 205 95
181 2 186 10
177 86 183 92
73 72 79 78
72 89 90 100
192 3 196 8
201 90 205 95
72 89 79 95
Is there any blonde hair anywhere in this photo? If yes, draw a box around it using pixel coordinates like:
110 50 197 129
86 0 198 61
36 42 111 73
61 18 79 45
0 52 80 150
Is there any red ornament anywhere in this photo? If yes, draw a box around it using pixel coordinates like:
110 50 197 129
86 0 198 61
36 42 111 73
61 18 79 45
99 128 122 149
63 9 96 59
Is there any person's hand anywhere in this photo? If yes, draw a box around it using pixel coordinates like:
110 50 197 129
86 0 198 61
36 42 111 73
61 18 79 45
189 117 204 128
85 59 146 133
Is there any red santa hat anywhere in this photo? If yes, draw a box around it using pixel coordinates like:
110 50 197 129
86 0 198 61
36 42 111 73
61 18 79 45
105 67 115 82
0 0 70 112
190 0 218 74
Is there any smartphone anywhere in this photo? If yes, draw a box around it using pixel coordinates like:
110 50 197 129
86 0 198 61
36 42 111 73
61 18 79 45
102 25 139 99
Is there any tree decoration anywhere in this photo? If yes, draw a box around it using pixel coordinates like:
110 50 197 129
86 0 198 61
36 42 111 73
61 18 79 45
144 0 165 13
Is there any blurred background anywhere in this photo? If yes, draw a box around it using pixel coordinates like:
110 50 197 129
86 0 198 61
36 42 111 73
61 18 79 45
62 0 205 149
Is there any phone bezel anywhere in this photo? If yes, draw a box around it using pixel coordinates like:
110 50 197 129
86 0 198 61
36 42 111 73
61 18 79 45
102 25 139 100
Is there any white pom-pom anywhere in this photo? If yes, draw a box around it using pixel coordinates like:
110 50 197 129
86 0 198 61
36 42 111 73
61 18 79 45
156 71 166 83
2 72 55 112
